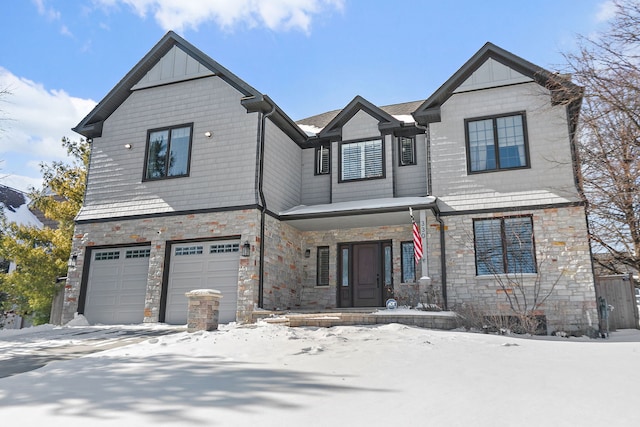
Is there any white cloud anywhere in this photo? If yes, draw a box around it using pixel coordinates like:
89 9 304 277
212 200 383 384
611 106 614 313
596 0 616 22
96 0 344 33
33 0 61 21
0 67 96 191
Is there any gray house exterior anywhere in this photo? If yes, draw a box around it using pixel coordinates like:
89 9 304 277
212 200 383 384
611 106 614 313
62 31 597 333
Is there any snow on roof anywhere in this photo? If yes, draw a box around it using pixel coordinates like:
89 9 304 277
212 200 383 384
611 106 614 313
297 123 322 136
392 114 416 124
0 185 42 228
280 196 436 217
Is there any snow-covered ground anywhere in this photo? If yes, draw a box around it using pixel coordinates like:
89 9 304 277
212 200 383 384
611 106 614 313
1 319 639 426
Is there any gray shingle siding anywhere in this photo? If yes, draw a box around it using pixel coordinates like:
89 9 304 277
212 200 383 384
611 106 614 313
78 76 258 221
263 120 302 212
301 148 331 205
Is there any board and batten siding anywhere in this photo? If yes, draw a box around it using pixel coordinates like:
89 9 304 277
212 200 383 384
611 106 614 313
394 133 428 197
332 110 393 203
300 148 331 206
429 82 582 211
262 120 302 213
78 76 259 221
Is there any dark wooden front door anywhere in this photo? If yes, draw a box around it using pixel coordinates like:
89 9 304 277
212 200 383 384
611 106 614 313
353 243 381 307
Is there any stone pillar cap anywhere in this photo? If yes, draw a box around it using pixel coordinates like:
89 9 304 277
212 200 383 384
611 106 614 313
185 289 223 297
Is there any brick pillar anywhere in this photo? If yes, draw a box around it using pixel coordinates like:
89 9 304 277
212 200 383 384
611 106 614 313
185 289 223 332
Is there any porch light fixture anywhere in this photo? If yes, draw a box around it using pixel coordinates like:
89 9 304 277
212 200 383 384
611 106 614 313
242 241 251 257
204 131 212 138
124 143 132 149
68 254 78 268
304 249 311 258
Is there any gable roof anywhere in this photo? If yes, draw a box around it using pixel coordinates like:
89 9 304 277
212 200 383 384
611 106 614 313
298 99 423 136
73 31 307 144
413 42 583 125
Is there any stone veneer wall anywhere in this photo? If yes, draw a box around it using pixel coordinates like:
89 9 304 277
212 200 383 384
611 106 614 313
439 205 598 333
286 223 435 310
62 209 261 324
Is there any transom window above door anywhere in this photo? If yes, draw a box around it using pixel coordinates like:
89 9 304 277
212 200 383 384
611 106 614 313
339 138 384 182
144 123 193 180
465 112 529 173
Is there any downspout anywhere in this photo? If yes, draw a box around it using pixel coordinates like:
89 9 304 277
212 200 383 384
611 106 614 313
255 102 276 308
415 121 446 308
433 204 448 310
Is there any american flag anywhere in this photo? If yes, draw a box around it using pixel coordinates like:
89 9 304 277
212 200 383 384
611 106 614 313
410 208 423 264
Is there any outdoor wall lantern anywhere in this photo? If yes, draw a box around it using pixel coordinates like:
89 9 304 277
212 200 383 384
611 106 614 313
68 254 78 268
241 241 251 257
304 249 311 258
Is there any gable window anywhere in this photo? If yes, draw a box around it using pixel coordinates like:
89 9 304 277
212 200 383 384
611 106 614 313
474 216 536 276
317 246 330 286
465 112 529 173
398 137 416 166
401 241 416 282
144 123 193 180
315 145 330 175
340 138 384 182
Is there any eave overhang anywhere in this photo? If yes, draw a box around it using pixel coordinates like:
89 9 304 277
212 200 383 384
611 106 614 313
279 196 437 231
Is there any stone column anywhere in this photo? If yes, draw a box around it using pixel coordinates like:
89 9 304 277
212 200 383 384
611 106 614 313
185 289 223 332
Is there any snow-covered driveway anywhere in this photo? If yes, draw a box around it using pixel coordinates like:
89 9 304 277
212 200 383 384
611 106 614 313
0 323 182 378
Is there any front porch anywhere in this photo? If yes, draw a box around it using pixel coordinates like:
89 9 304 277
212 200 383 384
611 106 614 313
251 308 458 330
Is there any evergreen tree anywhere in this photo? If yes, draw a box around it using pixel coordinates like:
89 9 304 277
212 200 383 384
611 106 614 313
0 137 88 324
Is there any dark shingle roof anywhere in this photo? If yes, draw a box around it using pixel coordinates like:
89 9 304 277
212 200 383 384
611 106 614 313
297 100 424 130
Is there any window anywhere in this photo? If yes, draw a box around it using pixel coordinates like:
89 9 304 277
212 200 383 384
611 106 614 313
317 246 330 286
398 137 416 166
95 251 120 261
340 138 384 181
175 245 203 256
210 243 240 253
465 113 528 173
315 145 330 175
401 241 416 282
474 216 536 275
125 248 151 259
144 123 193 180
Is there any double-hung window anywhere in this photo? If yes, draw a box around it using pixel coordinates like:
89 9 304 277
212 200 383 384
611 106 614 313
340 138 384 182
144 123 193 180
398 136 416 166
465 112 529 173
474 216 536 275
315 145 330 175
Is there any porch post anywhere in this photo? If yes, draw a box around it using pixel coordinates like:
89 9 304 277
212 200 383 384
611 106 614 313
419 209 430 281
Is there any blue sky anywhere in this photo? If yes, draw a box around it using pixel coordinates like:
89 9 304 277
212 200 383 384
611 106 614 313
0 0 612 192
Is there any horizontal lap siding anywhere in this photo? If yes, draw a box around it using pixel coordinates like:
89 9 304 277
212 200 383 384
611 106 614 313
301 149 330 205
429 83 581 209
395 134 428 197
79 76 258 220
263 121 302 213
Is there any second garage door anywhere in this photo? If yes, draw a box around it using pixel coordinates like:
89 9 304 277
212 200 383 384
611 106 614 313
165 240 240 325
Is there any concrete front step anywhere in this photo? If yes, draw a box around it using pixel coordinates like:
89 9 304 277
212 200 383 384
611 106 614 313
255 310 459 330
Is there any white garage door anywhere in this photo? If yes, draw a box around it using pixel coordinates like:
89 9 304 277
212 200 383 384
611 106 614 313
84 246 150 324
165 240 240 325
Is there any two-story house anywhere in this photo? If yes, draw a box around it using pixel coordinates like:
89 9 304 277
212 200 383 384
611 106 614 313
62 31 597 333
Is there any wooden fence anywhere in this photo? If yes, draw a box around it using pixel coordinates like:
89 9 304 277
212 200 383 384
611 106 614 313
594 274 639 331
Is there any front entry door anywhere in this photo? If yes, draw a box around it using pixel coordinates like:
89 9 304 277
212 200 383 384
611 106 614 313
338 241 392 308
353 243 381 306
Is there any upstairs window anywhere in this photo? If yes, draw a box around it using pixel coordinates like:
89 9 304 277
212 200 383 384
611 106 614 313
315 145 330 175
144 123 193 180
474 216 536 276
398 136 416 166
465 113 529 173
340 138 384 182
